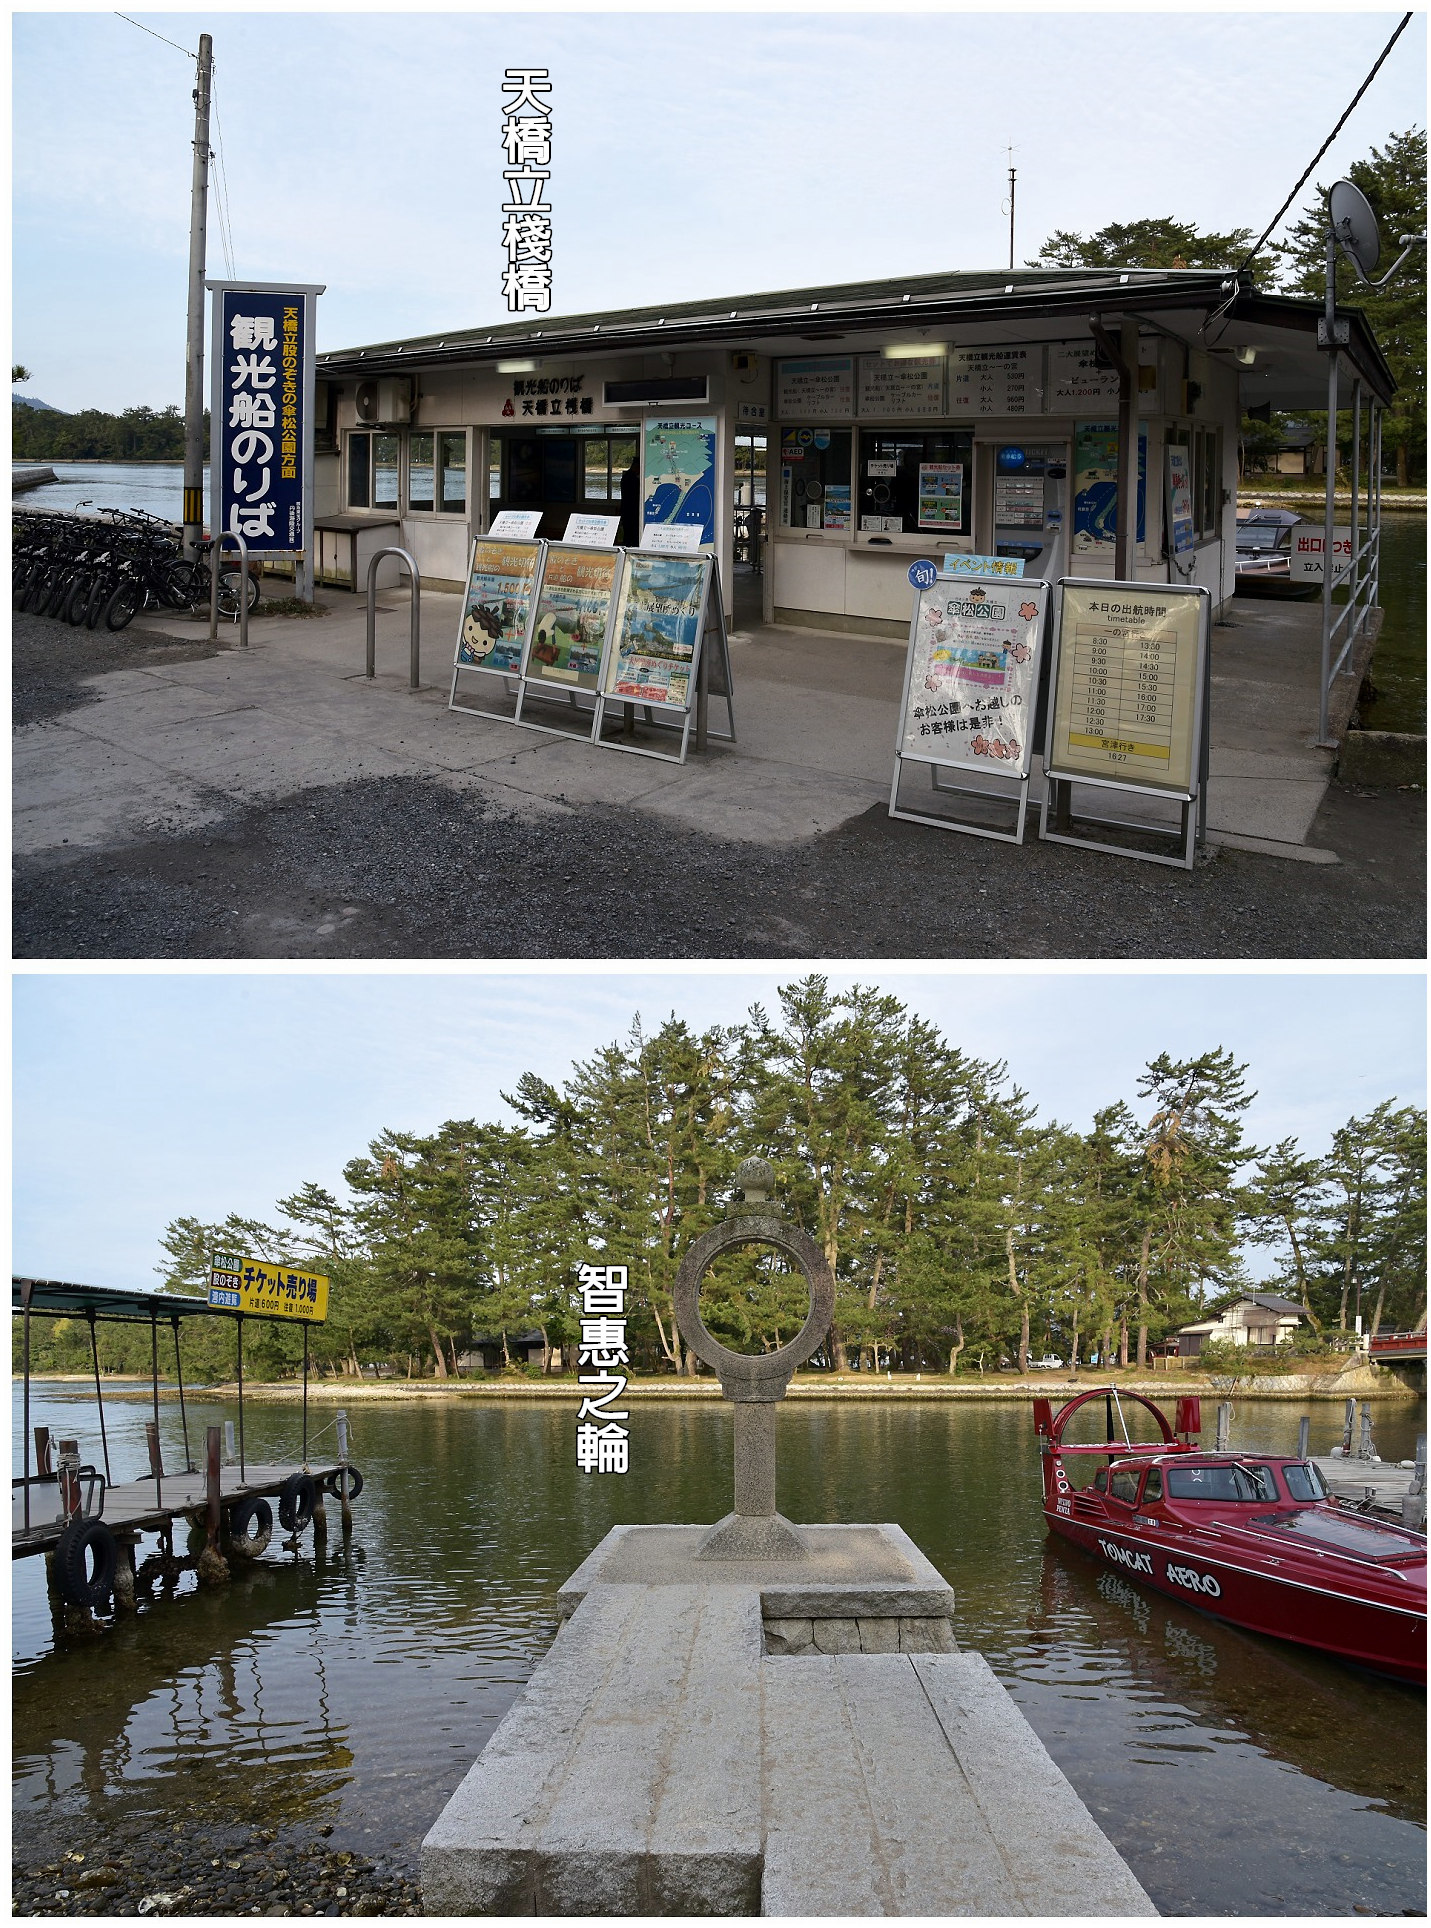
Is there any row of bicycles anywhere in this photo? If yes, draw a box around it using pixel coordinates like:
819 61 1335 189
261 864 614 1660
13 505 261 632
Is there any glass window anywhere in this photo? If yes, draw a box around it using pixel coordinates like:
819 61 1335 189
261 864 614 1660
1194 428 1220 538
1167 1463 1277 1502
735 433 767 507
489 439 503 503
409 432 435 513
374 433 400 511
584 439 610 501
778 427 853 531
609 436 638 506
1283 1462 1328 1502
439 432 467 513
1109 1467 1141 1504
347 433 371 510
1142 1467 1163 1502
858 429 972 537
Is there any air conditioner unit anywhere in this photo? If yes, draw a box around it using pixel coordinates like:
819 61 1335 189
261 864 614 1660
354 378 411 425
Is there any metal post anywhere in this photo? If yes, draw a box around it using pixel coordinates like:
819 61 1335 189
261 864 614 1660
183 33 213 559
1350 379 1362 632
1358 1403 1375 1462
87 1309 111 1484
1215 1402 1232 1451
1319 226 1339 745
22 1282 33 1531
236 1315 246 1481
150 1312 161 1470
302 1324 310 1465
172 1318 192 1473
364 547 422 688
1297 1415 1310 1460
208 530 250 647
224 1419 236 1463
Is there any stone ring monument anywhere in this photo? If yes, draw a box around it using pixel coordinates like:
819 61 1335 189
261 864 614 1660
672 1157 834 1560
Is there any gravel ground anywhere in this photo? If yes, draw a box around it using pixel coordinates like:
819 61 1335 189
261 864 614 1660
13 611 223 728
13 612 1424 960
13 769 1425 959
12 1814 421 1917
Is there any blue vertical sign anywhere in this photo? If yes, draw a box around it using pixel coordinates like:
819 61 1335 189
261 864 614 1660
209 280 323 555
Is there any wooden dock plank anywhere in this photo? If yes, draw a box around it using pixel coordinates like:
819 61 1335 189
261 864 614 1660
12 1462 350 1550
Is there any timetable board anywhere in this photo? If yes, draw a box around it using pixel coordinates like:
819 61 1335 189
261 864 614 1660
1045 580 1208 798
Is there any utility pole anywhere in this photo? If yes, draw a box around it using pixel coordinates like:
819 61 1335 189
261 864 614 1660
1007 148 1017 273
183 33 213 560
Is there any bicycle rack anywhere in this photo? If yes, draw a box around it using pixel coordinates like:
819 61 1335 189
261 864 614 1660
207 530 252 649
365 547 422 689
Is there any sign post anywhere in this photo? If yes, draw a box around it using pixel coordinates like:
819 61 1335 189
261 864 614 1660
1039 578 1211 870
890 572 1051 843
207 280 324 603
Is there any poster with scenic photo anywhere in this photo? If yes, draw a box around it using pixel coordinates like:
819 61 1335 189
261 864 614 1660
900 577 1050 778
526 545 620 692
603 552 711 711
454 539 541 675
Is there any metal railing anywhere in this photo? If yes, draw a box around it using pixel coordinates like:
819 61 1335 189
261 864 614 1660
207 529 251 649
365 547 422 689
1318 370 1384 746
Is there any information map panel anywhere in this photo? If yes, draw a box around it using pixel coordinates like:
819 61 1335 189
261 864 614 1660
1046 581 1208 798
899 576 1050 778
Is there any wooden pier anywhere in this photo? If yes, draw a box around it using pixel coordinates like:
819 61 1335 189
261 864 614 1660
13 1461 353 1555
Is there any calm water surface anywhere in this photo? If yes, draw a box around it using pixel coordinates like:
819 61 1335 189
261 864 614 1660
12 1387 1426 1916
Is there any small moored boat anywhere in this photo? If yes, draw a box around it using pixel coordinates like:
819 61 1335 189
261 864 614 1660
1034 1387 1426 1686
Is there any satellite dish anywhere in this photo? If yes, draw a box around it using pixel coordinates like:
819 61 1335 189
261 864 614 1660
1329 179 1381 280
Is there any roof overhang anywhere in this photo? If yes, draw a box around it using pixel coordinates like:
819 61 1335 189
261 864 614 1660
315 268 1394 413
15 1276 273 1325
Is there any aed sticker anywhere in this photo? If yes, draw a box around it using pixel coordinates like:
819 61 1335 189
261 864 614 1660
1165 1562 1222 1599
1098 1537 1153 1576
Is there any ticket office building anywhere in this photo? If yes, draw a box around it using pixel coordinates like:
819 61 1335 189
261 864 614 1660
315 265 1392 637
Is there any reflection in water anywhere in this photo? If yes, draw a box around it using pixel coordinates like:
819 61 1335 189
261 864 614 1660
12 1387 1426 1914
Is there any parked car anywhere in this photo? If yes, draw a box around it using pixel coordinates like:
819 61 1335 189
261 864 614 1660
1029 1354 1063 1370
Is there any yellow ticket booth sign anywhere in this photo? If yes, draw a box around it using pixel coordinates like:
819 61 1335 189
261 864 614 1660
209 1253 330 1323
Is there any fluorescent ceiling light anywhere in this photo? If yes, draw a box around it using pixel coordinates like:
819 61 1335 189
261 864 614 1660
882 343 947 359
496 358 538 373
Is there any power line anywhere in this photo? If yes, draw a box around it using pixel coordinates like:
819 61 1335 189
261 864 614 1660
113 12 196 59
210 67 239 279
1237 12 1415 276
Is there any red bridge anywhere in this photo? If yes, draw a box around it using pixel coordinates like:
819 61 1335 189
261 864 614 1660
1368 1330 1427 1362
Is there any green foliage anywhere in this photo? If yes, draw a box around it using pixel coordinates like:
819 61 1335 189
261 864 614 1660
1273 129 1426 484
19 984 1422 1385
10 401 209 462
1028 217 1253 272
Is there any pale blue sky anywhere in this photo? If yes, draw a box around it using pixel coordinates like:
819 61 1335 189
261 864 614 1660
12 969 1425 1289
12 9 1427 411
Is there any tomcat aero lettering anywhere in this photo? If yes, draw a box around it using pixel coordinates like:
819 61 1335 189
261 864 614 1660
1097 1537 1153 1575
1165 1562 1223 1598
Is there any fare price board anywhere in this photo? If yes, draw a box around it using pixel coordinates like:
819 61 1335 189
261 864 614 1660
1046 582 1208 798
209 1253 330 1323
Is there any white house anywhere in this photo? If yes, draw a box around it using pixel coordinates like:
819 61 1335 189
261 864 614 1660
1175 1293 1305 1357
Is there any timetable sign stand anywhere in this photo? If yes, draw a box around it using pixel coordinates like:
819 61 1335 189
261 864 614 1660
1038 578 1212 871
449 536 544 723
889 575 1051 844
593 552 734 765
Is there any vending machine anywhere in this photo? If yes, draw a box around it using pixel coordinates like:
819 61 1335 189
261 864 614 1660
987 442 1069 581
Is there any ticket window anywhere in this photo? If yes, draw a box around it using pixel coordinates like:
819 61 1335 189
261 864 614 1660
982 441 1069 580
777 428 853 533
857 430 973 544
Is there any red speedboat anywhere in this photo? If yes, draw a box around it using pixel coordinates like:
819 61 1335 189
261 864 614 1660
1034 1387 1426 1686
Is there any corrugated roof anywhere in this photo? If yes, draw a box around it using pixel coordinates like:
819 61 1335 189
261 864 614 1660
15 1276 275 1324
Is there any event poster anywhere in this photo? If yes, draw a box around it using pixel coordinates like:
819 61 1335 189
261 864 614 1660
526 546 620 691
455 538 540 674
917 462 964 531
1166 446 1195 557
900 577 1050 776
1047 582 1205 796
642 416 717 546
604 553 709 710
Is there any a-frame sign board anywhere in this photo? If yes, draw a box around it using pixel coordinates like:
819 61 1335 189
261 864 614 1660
593 554 736 765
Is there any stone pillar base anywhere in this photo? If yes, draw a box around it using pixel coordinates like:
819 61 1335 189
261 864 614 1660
695 1512 809 1561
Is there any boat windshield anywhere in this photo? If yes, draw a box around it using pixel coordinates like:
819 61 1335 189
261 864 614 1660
1237 524 1290 552
1282 1462 1329 1502
1166 1462 1279 1502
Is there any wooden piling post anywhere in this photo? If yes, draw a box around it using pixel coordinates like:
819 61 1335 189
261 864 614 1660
33 1427 53 1478
1414 1434 1427 1498
224 1420 236 1464
1358 1404 1375 1462
57 1438 82 1521
196 1426 230 1585
1341 1397 1356 1454
145 1419 165 1510
1215 1403 1232 1451
112 1539 138 1614
337 1409 353 1534
1297 1416 1310 1460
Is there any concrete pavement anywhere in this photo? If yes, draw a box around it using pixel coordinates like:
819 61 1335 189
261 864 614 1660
14 579 1368 867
